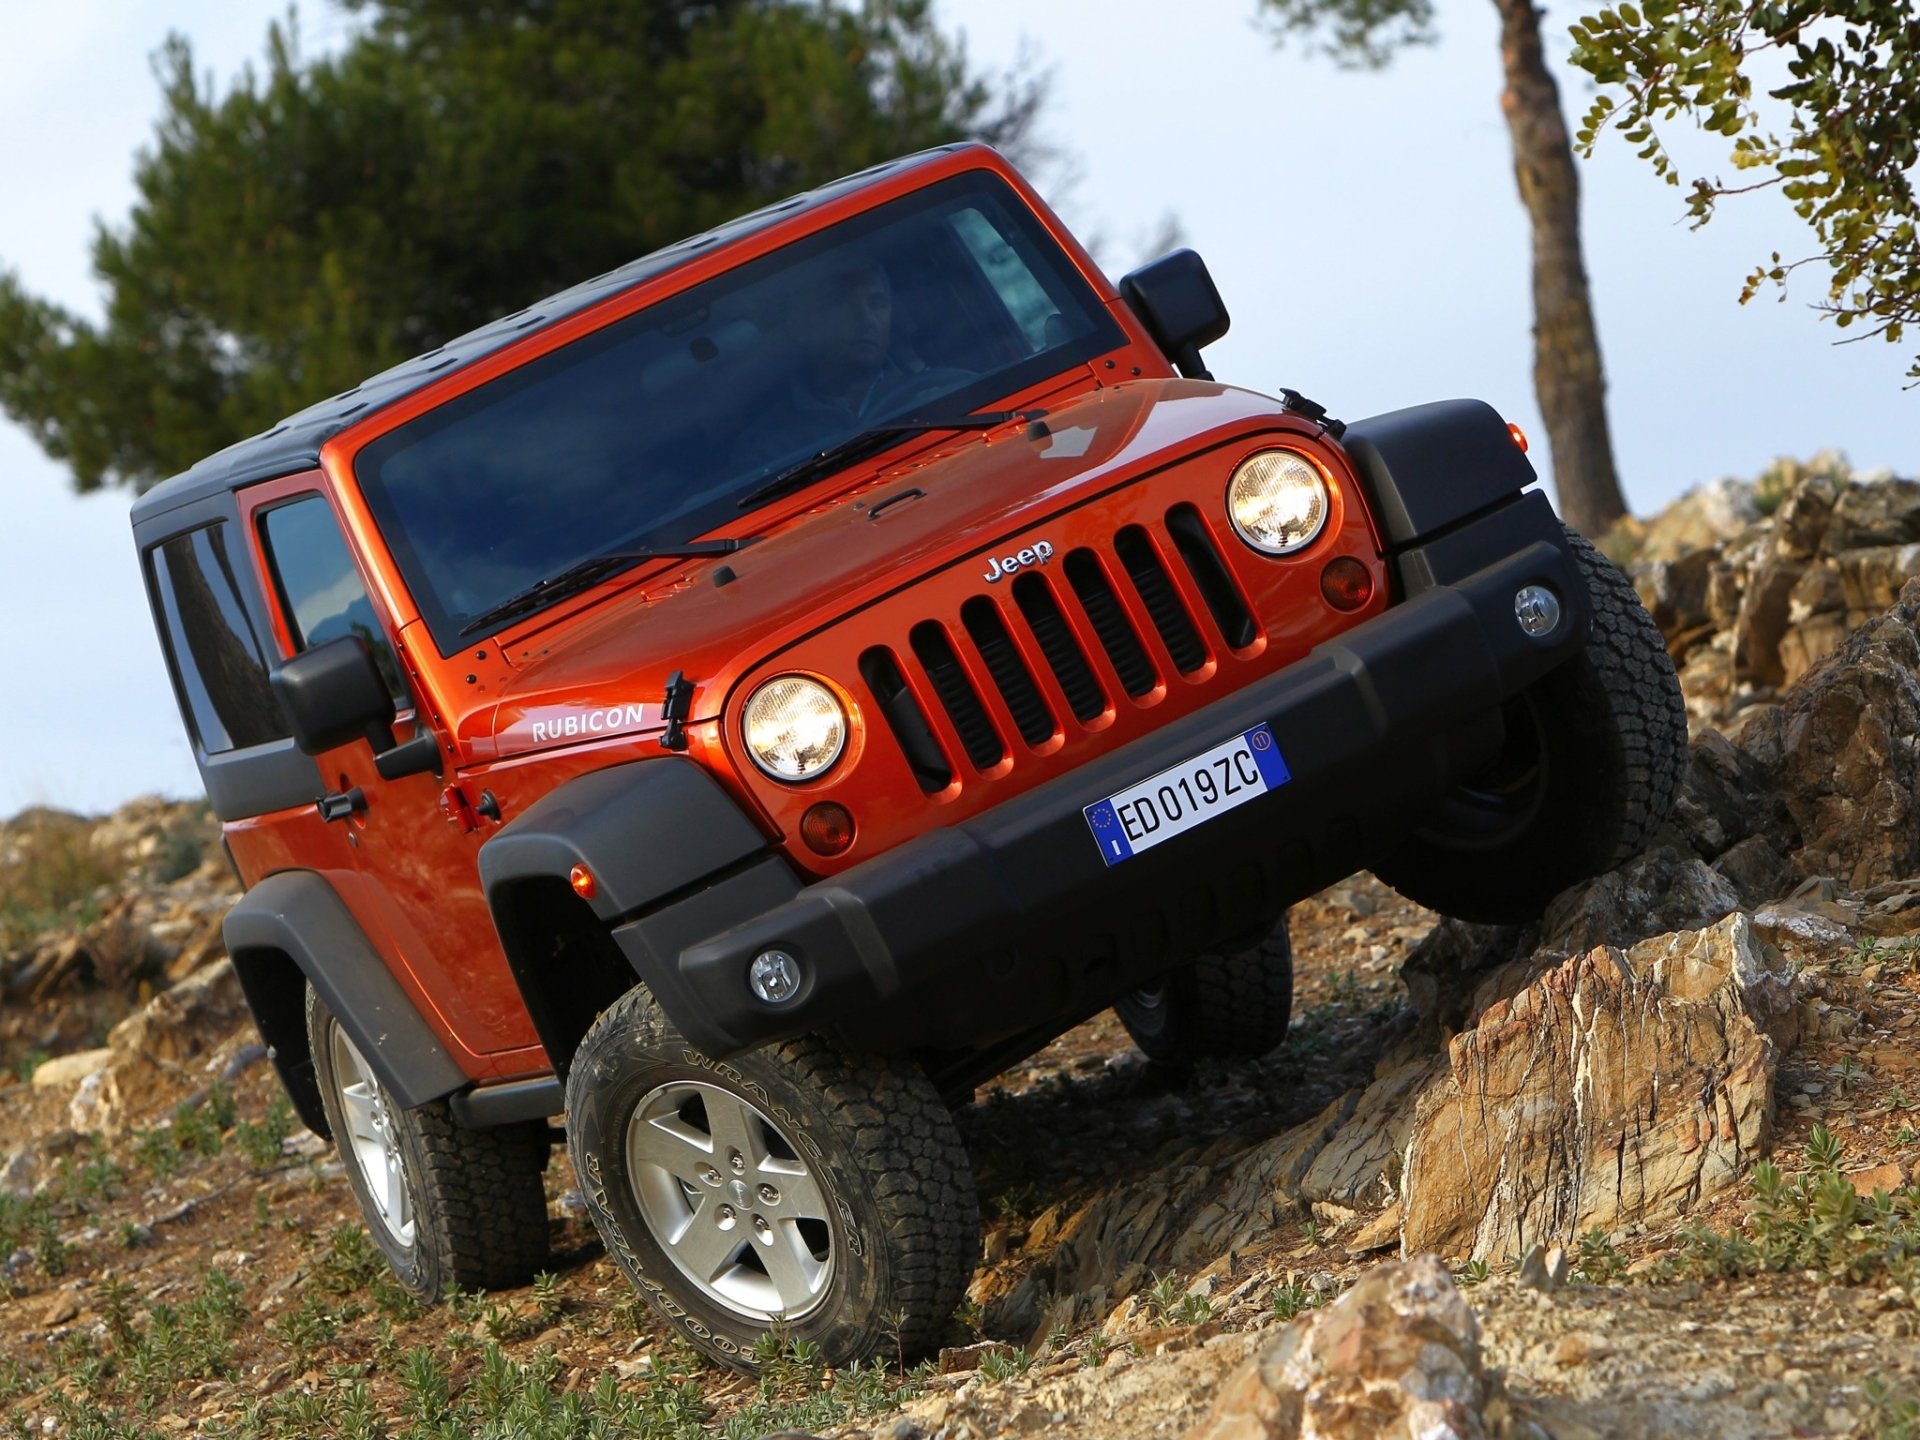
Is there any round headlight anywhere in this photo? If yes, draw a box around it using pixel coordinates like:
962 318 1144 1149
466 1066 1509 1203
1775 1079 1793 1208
742 676 848 782
1226 450 1330 555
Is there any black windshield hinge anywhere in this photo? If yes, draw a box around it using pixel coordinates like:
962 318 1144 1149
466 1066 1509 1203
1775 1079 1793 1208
659 670 694 752
1278 387 1345 439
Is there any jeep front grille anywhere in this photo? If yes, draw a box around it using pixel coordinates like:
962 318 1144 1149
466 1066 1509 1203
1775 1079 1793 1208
909 621 1005 772
1011 574 1104 723
960 598 1053 748
1166 504 1259 650
1114 525 1207 674
866 517 1260 793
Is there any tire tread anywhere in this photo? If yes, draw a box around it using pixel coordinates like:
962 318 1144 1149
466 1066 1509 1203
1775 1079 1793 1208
1115 918 1294 1065
569 988 976 1365
1373 525 1689 921
308 988 550 1298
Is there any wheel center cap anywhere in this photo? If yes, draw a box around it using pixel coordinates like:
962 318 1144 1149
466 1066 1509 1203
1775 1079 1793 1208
730 1179 752 1209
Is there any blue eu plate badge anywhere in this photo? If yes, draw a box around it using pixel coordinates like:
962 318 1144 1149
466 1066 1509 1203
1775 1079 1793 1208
1083 724 1290 866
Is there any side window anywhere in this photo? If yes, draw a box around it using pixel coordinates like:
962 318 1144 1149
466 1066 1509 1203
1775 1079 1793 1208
258 495 407 702
150 525 288 754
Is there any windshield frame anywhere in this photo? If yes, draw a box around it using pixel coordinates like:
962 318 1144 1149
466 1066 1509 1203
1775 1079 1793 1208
346 169 1127 656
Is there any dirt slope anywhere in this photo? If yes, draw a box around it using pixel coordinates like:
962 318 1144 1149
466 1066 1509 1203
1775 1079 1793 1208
3 464 1918 1439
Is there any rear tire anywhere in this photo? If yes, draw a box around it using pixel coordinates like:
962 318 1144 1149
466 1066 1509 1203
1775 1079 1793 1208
1372 526 1688 923
1114 914 1295 1065
308 988 551 1298
566 986 978 1370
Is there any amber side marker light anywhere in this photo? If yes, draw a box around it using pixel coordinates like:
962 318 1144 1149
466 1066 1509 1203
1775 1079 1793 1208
569 864 598 900
1508 422 1530 453
1320 557 1374 612
800 802 856 857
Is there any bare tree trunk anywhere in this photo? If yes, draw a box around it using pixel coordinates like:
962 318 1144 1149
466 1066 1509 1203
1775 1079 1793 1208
1493 0 1627 537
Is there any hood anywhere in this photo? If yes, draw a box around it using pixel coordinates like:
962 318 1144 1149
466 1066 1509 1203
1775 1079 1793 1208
485 379 1295 752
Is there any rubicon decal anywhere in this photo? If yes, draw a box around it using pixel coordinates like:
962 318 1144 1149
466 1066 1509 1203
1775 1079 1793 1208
982 539 1054 584
513 703 660 744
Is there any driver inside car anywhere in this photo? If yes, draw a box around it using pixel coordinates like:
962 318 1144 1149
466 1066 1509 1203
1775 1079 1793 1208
792 252 898 417
742 251 920 464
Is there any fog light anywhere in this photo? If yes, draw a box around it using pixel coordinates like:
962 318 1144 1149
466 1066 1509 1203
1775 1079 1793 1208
800 801 856 856
749 949 804 1005
1320 556 1373 611
1514 585 1562 637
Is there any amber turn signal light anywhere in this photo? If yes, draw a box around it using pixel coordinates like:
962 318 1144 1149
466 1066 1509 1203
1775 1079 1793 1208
569 864 598 900
1320 557 1374 612
1508 422 1529 453
800 802 856 857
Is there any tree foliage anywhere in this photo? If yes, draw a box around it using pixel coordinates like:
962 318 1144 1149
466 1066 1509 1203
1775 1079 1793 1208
1253 0 1435 69
0 0 1037 493
1570 0 1920 379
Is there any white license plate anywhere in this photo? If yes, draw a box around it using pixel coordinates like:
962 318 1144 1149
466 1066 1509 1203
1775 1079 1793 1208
1083 724 1290 866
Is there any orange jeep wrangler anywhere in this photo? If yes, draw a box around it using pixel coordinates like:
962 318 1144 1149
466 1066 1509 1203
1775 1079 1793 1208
133 143 1686 1368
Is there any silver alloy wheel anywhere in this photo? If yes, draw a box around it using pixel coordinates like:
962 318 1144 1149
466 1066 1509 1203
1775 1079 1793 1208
625 1080 834 1321
328 1024 416 1248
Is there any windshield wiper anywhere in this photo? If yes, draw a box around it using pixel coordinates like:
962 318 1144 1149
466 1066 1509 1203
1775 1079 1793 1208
736 409 1037 512
458 539 746 637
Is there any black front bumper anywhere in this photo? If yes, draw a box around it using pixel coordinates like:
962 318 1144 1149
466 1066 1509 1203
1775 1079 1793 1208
613 492 1586 1067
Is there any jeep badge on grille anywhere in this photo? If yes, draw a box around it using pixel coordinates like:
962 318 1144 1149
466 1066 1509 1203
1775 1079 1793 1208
982 539 1055 584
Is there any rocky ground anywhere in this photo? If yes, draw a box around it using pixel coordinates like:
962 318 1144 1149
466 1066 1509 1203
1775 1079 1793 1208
3 459 1920 1438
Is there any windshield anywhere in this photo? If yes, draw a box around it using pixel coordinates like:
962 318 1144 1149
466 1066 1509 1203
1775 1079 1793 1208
354 171 1124 653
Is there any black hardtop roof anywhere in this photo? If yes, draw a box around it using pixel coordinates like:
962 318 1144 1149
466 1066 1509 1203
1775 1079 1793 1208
131 145 973 528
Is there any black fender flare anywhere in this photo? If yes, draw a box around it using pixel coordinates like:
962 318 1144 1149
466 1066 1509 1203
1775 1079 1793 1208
224 870 469 1135
1340 398 1592 657
477 759 774 1070
1341 399 1539 552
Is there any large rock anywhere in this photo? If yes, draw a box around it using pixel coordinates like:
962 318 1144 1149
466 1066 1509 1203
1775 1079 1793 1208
1534 847 1743 959
87 960 249 1136
1821 476 1920 551
1730 555 1803 685
28 1047 113 1090
1186 1258 1491 1440
1831 543 1920 612
1633 547 1717 639
1397 913 1805 1262
1631 477 1760 564
1768 467 1843 561
1774 578 1920 889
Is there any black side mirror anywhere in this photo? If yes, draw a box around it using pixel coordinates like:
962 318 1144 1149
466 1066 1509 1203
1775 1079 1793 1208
271 636 440 780
1117 249 1230 381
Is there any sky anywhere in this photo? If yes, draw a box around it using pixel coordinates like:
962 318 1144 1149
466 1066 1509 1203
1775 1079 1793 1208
1 1 1912 816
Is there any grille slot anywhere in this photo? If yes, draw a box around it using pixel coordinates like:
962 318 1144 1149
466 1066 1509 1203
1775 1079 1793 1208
1114 526 1208 674
1166 505 1258 649
1012 575 1106 723
909 622 1006 771
961 598 1055 748
860 647 952 793
1064 549 1156 698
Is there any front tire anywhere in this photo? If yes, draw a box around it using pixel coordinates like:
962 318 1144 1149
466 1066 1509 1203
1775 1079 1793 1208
308 989 551 1298
1114 915 1295 1065
1372 526 1688 923
566 987 978 1370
